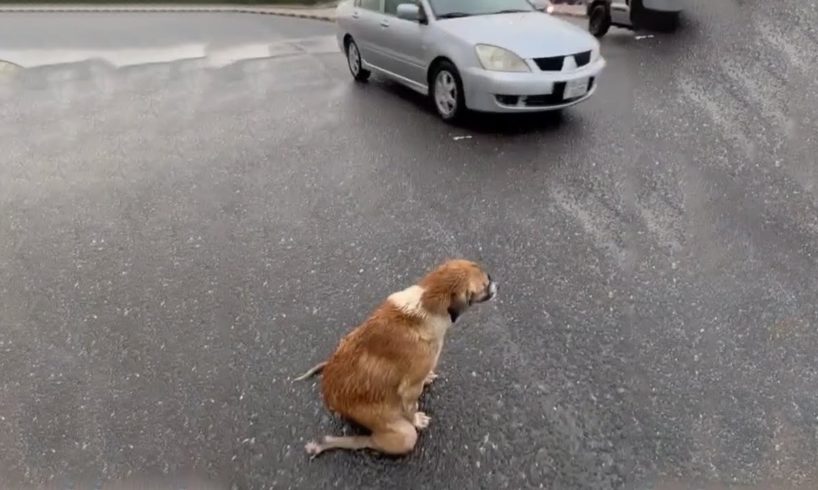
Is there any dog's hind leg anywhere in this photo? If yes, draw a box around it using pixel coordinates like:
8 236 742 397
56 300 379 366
305 435 373 458
305 420 418 457
371 420 418 454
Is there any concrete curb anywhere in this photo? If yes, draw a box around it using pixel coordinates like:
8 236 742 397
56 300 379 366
0 4 584 21
0 4 336 21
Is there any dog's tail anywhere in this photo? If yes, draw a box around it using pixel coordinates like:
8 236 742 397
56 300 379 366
292 361 327 382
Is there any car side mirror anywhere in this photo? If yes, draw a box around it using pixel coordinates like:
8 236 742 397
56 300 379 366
397 3 423 22
529 0 554 13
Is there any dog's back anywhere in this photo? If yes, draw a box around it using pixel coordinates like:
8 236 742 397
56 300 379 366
321 299 432 429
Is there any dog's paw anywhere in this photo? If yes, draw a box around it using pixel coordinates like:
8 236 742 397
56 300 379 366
413 411 431 430
424 372 439 385
305 441 323 458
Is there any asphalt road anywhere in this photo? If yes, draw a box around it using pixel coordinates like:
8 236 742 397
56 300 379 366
1 4 817 489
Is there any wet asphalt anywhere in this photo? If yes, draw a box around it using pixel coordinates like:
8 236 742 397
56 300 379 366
1 3 817 489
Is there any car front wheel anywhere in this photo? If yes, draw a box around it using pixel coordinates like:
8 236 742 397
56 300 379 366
588 4 611 38
644 11 680 32
346 38 370 82
631 0 679 32
430 61 466 122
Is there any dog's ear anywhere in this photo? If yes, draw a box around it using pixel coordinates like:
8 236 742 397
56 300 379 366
447 289 472 322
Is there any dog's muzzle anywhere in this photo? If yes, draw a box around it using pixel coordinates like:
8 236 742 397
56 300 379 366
487 281 497 300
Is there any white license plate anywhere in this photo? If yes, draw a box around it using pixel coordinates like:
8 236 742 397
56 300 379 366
564 78 588 99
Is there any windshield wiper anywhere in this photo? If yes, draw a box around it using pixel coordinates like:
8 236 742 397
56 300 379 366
486 9 530 14
436 12 472 19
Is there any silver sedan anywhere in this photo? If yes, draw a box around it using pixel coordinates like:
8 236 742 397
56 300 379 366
336 0 606 121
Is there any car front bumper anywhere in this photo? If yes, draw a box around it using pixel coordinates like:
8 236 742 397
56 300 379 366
643 0 685 13
461 57 606 113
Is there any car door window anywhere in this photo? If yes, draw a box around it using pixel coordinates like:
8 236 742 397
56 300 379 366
384 0 417 16
359 0 382 11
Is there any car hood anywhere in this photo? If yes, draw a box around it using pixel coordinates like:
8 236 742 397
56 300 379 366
434 12 598 59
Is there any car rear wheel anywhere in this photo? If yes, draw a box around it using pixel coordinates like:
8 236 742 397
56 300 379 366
430 61 466 122
631 0 679 32
588 4 611 38
346 39 370 82
644 11 680 32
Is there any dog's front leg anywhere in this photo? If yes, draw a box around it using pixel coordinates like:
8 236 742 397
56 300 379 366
399 380 429 429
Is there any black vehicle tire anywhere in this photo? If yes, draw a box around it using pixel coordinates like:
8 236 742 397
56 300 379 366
631 0 679 32
429 60 467 123
648 11 680 32
588 3 611 38
630 0 647 26
345 38 370 82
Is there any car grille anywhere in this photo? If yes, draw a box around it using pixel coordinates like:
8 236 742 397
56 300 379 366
533 55 564 71
533 51 592 71
574 50 591 67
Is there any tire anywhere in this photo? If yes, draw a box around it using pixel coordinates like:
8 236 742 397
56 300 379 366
630 0 679 32
429 60 466 122
630 0 647 26
345 38 370 82
648 11 679 32
588 4 611 38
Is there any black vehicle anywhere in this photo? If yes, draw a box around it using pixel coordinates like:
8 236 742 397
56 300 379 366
586 0 682 38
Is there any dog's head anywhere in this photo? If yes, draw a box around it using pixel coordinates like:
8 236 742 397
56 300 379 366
419 259 497 322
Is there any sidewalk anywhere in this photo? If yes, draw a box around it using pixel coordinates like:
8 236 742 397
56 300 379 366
0 3 585 21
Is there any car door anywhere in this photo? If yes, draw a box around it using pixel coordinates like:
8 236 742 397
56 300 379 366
353 0 390 69
610 0 631 25
379 0 428 87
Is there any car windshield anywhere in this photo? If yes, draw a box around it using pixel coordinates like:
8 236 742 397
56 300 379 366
429 0 535 19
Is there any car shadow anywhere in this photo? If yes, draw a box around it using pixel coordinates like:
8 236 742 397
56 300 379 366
374 77 569 135
460 111 565 135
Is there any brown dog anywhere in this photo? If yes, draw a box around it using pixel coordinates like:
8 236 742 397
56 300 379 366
297 259 496 457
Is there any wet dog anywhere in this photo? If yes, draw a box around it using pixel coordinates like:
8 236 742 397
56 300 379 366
296 259 497 457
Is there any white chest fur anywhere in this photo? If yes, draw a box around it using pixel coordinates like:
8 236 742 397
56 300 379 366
388 285 451 343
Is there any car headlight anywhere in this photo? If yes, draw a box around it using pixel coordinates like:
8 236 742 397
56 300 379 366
591 45 601 62
543 1 555 14
475 45 530 72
